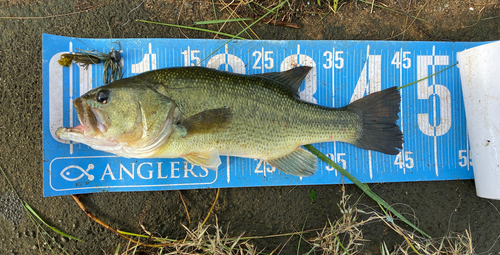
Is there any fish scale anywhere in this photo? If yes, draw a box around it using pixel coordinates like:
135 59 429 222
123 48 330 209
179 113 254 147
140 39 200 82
149 67 363 159
57 66 402 176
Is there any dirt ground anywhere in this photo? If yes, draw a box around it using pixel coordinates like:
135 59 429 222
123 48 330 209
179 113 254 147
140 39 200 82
1 0 500 254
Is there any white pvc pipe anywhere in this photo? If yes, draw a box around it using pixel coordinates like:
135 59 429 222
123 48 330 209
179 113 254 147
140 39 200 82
457 41 500 200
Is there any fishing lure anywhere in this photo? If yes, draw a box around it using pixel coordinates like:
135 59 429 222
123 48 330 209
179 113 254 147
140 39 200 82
75 41 123 84
57 22 123 84
58 53 101 68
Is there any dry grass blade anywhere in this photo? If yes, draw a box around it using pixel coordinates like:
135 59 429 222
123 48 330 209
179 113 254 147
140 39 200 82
158 219 257 254
216 0 260 40
72 183 479 254
309 190 370 254
373 205 476 255
389 230 475 254
137 20 247 40
304 145 430 238
254 15 300 28
357 0 430 23
195 18 253 25
72 188 233 253
179 190 192 224
71 195 178 248
199 0 290 64
307 188 477 255
0 4 101 19
199 188 220 229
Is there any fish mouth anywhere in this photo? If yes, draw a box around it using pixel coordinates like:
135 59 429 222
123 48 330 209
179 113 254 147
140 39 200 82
55 98 107 142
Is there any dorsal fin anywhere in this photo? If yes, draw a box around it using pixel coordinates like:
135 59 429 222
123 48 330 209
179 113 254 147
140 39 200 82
254 66 312 95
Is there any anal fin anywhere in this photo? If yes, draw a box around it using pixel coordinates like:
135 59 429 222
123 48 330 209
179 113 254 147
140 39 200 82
184 148 221 170
267 147 318 177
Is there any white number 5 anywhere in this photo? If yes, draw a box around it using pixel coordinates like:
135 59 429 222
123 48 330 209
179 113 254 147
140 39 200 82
417 54 451 136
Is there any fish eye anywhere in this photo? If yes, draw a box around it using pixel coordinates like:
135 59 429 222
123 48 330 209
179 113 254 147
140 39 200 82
96 90 110 104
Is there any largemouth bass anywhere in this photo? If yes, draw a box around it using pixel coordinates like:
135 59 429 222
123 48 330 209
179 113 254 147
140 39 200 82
56 66 403 176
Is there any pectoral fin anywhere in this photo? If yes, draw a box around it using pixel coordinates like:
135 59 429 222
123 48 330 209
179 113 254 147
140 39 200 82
184 148 221 170
179 107 232 137
267 147 318 177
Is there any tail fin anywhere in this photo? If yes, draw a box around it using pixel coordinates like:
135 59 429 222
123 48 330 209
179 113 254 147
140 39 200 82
347 87 403 155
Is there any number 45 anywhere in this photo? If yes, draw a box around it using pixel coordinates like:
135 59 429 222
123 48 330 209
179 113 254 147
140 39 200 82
394 151 414 169
391 51 411 69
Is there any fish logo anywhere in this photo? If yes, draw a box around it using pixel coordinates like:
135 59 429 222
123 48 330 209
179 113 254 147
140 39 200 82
60 164 95 181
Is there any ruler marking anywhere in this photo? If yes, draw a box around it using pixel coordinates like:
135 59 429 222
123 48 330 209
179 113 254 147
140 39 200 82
227 156 230 183
366 45 373 179
69 41 74 155
400 48 406 174
432 46 439 176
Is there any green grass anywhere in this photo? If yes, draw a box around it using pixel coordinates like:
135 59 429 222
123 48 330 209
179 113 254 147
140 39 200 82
194 18 253 25
137 20 247 40
357 0 430 23
15 2 484 253
1 166 83 254
304 145 431 239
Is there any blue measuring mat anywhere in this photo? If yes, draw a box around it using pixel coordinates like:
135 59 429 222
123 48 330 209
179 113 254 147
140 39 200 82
42 34 485 197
